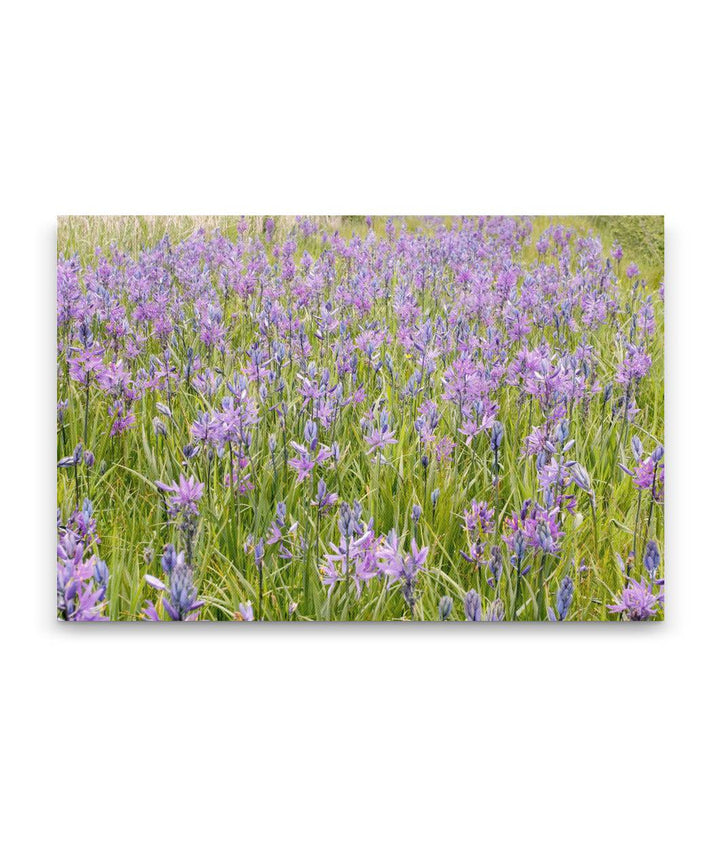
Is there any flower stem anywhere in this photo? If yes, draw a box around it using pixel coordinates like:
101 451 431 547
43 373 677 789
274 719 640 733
537 553 548 620
83 374 90 447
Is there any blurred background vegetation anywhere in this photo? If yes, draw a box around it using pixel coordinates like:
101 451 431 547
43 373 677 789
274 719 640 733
58 214 663 277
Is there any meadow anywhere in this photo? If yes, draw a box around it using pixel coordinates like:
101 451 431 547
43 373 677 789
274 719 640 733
56 214 664 621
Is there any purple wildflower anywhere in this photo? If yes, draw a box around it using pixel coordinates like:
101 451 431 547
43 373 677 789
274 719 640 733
143 548 203 621
237 602 255 621
608 578 661 621
548 576 574 621
464 589 482 622
438 596 453 620
155 473 204 517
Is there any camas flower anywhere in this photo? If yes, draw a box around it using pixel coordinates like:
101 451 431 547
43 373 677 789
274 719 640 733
620 454 664 495
616 345 652 385
377 533 429 611
237 602 255 621
143 548 204 621
463 500 495 536
438 595 453 620
57 503 109 621
608 578 662 621
68 346 104 384
288 441 332 483
155 473 204 516
516 506 563 554
490 421 504 453
363 424 397 455
312 478 339 512
464 589 482 621
548 575 574 621
379 536 428 583
643 540 661 578
321 530 380 594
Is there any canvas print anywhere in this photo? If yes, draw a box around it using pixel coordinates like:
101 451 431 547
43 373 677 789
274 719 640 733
57 216 664 622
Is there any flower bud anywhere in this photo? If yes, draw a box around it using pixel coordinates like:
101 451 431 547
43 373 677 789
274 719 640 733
490 421 504 453
438 596 453 621
464 589 482 622
643 540 661 577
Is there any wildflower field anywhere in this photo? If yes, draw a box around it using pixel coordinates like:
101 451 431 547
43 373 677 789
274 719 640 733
56 215 664 622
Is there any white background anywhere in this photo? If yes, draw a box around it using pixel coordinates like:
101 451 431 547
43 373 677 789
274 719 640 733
1 1 716 854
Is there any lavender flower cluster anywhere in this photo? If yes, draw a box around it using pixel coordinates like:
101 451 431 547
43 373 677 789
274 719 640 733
57 216 664 621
